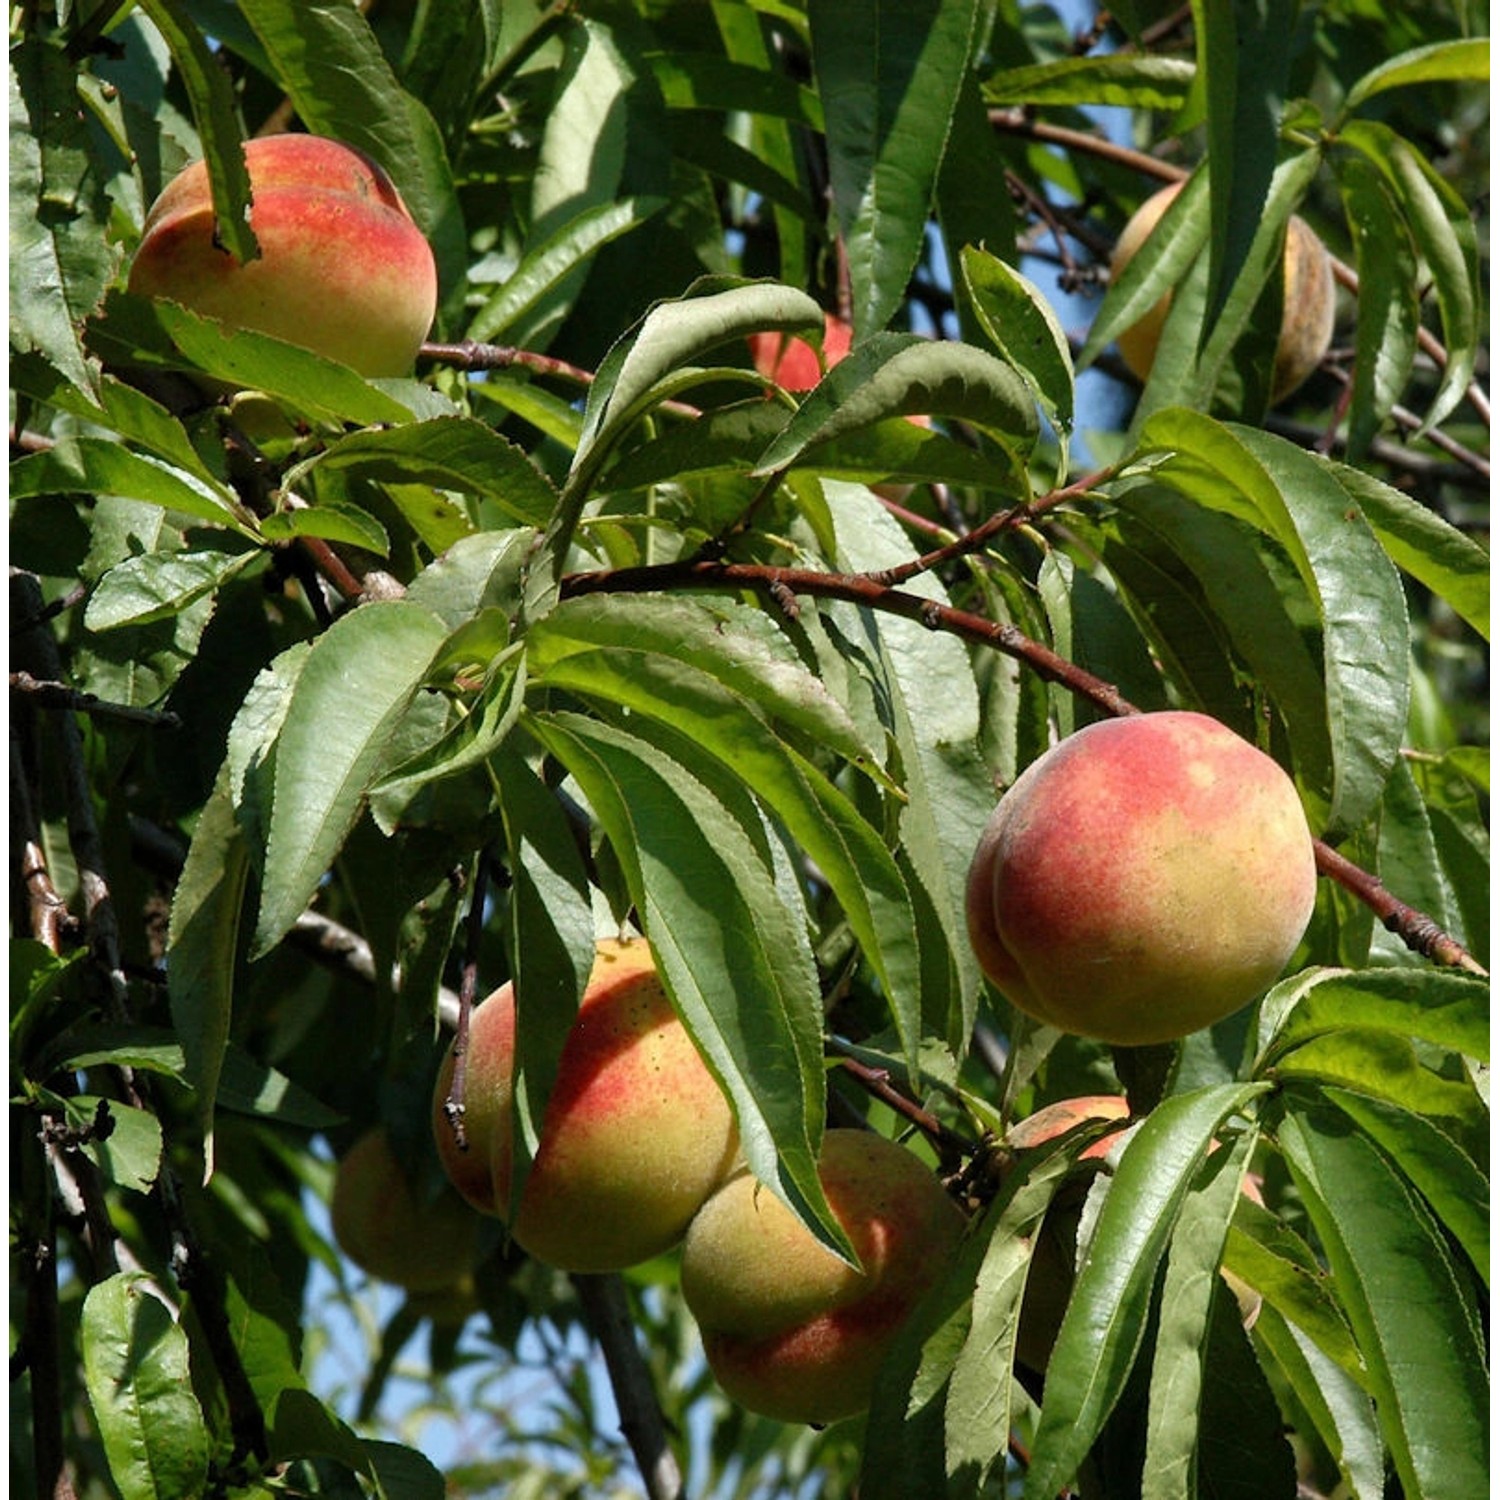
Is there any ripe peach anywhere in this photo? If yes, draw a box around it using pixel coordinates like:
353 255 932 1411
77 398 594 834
330 1126 482 1294
748 312 855 392
431 938 738 1273
966 711 1316 1046
128 134 437 377
1110 181 1335 403
680 1128 967 1426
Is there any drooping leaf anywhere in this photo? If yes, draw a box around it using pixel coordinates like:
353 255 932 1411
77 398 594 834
522 710 848 1260
1275 1102 1488 1500
288 417 561 530
1341 37 1490 114
1024 1083 1268 1500
167 772 250 1176
82 1273 211 1500
253 601 449 956
809 0 980 335
1137 413 1409 838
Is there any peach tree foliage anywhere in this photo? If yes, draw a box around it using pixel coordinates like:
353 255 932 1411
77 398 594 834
7 1 1488 1498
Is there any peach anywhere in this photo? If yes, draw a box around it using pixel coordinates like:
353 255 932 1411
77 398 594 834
128 134 437 377
1110 181 1335 404
329 1126 482 1294
431 938 738 1273
680 1128 967 1426
748 311 855 392
966 712 1316 1046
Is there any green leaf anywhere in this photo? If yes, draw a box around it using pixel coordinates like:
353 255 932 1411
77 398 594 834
1335 152 1421 459
530 629 923 1070
752 334 1038 485
9 38 116 398
1338 119 1480 433
290 417 561 530
648 50 824 129
1250 1306 1384 1500
809 0 980 335
1189 0 1297 331
167 772 250 1175
1256 964 1489 1070
134 0 258 262
1342 38 1490 114
523 710 848 1261
1329 461 1489 639
1142 1131 1259 1500
984 53 1196 110
72 1097 164 1196
1321 1086 1488 1283
82 1273 210 1500
468 195 668 344
86 549 256 631
1024 1083 1268 1500
216 1047 343 1128
1138 413 1410 839
960 247 1074 473
253 601 448 956
1275 1103 1488 1500
10 437 247 531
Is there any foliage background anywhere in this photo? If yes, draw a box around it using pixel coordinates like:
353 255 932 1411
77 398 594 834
9 1 1488 1498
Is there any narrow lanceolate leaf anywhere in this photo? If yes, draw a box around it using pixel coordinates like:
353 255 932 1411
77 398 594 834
1275 1104 1488 1500
134 0 258 262
1335 153 1420 459
753 334 1038 484
1338 118 1480 433
1255 965 1490 1071
810 0 980 335
10 38 116 397
529 634 923 1069
1024 1083 1268 1500
1341 38 1490 115
86 550 257 632
10 438 248 532
289 417 560 529
1138 413 1409 839
468 195 667 343
1189 0 1297 332
82 1273 211 1500
1141 1130 1259 1500
960 246 1074 475
522 710 849 1261
167 772 251 1179
984 53 1196 111
1251 1306 1384 1500
1320 1086 1489 1283
253 601 448 957
1330 461 1489 639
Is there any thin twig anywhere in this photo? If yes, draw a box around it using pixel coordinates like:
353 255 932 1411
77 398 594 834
441 853 493 1157
11 671 183 728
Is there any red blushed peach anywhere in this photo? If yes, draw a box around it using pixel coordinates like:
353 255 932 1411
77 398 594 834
432 938 739 1273
681 1129 967 1426
128 134 437 377
966 712 1316 1046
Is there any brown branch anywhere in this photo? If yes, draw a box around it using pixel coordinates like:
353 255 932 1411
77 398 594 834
11 671 183 728
573 1274 685 1500
831 1052 973 1169
559 556 1480 975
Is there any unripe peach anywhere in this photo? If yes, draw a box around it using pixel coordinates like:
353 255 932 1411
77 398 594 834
681 1128 967 1426
330 1126 482 1294
1110 181 1335 404
128 134 437 377
966 711 1316 1046
431 938 738 1273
